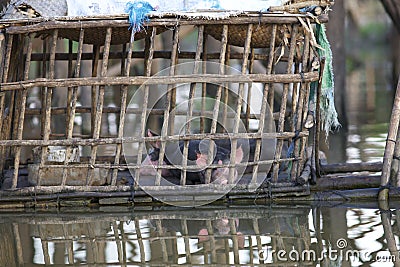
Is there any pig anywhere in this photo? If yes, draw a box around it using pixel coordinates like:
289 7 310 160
140 130 244 185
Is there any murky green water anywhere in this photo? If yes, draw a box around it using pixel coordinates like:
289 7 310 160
1 205 400 266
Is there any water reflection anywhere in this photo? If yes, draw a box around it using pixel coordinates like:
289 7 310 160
1 205 400 266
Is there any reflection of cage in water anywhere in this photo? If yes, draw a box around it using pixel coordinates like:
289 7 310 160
0 207 312 265
0 12 327 204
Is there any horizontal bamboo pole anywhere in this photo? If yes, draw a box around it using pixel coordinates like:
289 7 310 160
269 1 332 12
0 183 307 201
30 51 272 62
24 106 287 121
320 162 382 174
0 130 308 146
4 14 328 34
0 72 319 91
312 175 381 191
3 186 397 207
24 156 295 170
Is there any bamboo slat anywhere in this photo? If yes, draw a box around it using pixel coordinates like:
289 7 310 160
0 72 319 91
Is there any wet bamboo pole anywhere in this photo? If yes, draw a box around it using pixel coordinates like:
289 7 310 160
181 219 192 264
379 76 400 201
380 208 400 266
205 220 217 262
134 218 146 263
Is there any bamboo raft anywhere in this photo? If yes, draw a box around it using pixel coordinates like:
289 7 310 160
0 2 392 208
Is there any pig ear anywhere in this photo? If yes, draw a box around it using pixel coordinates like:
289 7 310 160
235 145 244 164
147 129 160 148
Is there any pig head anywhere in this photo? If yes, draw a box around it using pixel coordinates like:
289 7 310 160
140 130 244 184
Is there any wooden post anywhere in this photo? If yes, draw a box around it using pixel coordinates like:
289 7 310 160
380 76 400 201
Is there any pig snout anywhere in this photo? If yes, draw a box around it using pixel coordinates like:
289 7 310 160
196 144 244 185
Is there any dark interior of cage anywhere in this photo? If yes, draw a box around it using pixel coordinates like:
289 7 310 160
0 19 320 193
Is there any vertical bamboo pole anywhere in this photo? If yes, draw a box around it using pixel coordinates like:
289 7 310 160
206 220 217 262
66 39 74 136
0 35 14 175
11 36 25 148
167 26 180 135
62 29 85 186
229 219 240 264
12 34 33 189
181 219 191 263
156 26 180 186
229 23 253 184
205 24 228 184
12 223 24 266
87 28 112 185
62 224 74 264
291 32 311 181
222 45 231 128
118 221 127 265
155 220 168 262
379 76 400 201
134 219 146 263
312 57 325 183
133 27 156 187
380 209 400 266
245 48 255 131
91 45 100 135
272 24 298 182
111 40 131 186
252 219 264 264
181 25 204 185
112 222 124 264
266 25 278 114
200 34 208 133
250 24 277 185
38 30 58 186
41 40 47 138
41 239 51 265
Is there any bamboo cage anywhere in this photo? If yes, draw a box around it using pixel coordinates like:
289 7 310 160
0 206 312 266
0 11 328 205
